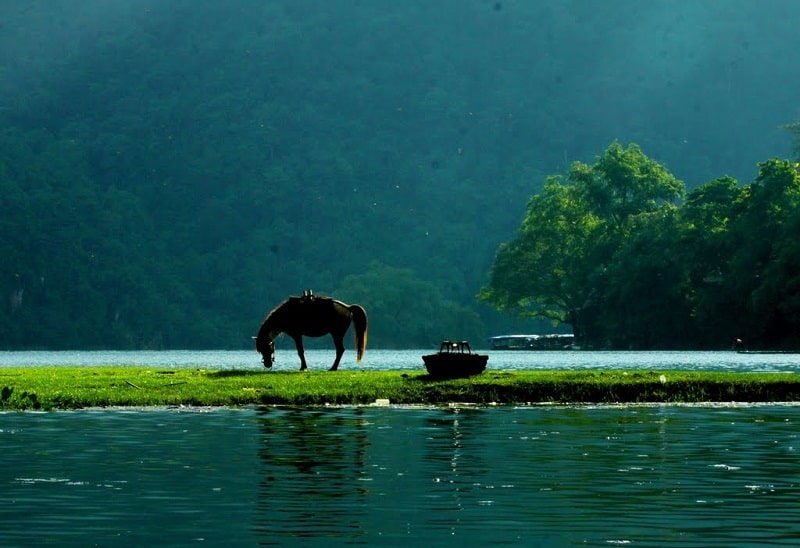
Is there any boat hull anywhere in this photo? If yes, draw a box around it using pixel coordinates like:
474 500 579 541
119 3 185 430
422 353 488 379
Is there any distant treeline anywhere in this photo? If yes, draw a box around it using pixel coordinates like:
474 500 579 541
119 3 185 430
481 142 800 350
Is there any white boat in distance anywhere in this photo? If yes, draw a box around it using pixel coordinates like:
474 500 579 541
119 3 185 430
488 334 575 350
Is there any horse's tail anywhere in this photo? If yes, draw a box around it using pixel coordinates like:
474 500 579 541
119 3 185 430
350 304 368 362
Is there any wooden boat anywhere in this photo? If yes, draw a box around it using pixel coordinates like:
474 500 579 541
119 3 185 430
423 340 488 379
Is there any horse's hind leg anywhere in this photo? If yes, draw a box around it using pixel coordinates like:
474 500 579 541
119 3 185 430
329 335 345 371
292 335 308 371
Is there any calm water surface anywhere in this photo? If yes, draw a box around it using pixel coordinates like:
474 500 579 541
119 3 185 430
2 404 800 546
2 348 800 373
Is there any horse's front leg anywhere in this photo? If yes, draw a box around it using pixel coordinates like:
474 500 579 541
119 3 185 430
292 335 308 371
329 335 345 371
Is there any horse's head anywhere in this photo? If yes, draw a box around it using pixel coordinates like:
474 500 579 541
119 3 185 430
262 339 275 368
254 334 275 368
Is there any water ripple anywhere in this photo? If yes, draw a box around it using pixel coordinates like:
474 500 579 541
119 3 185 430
1 406 800 545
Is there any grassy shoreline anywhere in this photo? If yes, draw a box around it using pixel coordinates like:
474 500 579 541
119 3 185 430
1 367 800 410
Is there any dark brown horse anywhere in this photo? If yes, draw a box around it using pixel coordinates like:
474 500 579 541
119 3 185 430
255 293 368 371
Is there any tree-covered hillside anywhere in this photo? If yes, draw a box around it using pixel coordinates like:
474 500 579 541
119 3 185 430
2 1 798 349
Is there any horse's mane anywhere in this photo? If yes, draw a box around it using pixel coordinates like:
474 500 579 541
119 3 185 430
263 297 292 327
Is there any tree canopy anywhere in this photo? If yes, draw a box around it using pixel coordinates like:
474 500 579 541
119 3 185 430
482 147 800 350
480 143 685 345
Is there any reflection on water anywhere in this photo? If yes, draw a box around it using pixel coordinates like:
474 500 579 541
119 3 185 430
254 408 371 542
2 405 799 545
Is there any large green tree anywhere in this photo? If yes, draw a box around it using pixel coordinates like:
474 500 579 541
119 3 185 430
599 206 691 348
676 175 745 346
480 142 684 346
725 159 800 346
676 159 800 349
484 151 800 349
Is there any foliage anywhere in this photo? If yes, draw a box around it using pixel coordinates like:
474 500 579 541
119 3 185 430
724 159 800 346
784 121 800 160
333 263 484 349
483 146 800 349
481 142 685 346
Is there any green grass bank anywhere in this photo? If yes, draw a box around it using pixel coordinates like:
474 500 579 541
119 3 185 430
1 368 800 410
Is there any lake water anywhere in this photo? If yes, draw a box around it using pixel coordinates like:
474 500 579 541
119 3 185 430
2 405 800 546
2 350 800 546
2 348 800 373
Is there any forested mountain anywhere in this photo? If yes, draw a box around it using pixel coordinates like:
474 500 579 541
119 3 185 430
1 1 799 349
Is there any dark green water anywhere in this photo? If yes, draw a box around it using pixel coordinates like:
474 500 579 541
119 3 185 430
2 405 799 546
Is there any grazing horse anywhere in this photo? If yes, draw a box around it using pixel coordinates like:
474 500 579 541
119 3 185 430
255 293 368 371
